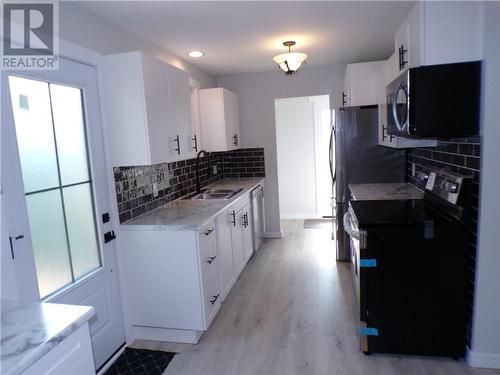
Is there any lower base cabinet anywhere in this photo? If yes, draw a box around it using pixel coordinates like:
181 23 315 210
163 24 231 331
120 188 261 344
120 221 221 344
218 200 254 301
24 323 95 375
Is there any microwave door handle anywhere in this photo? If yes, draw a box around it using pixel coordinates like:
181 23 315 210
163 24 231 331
343 212 359 239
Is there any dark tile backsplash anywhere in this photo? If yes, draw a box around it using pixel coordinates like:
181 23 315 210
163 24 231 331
114 148 265 223
223 148 266 179
406 136 481 347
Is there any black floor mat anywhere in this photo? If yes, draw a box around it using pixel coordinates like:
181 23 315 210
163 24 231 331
104 348 175 375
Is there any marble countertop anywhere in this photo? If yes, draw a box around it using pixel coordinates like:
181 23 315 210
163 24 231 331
1 299 95 375
122 178 265 231
349 183 424 201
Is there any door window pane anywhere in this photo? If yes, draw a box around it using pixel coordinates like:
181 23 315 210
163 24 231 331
8 76 59 193
26 191 72 298
63 183 100 279
50 84 91 185
8 76 102 299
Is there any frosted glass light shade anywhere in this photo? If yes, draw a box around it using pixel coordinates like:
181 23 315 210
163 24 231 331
273 52 308 74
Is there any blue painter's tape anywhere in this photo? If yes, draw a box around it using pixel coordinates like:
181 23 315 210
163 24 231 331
360 259 377 268
360 327 379 336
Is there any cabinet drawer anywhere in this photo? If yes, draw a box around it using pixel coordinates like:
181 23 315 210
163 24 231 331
199 240 218 280
202 270 221 327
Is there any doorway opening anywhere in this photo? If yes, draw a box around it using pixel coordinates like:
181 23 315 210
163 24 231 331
274 95 332 221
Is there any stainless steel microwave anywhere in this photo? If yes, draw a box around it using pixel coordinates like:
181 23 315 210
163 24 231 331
386 61 481 138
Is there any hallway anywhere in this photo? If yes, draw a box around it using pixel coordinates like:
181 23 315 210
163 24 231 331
132 221 498 375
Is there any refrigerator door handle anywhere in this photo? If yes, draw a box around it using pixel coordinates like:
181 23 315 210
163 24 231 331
329 122 336 184
343 212 360 240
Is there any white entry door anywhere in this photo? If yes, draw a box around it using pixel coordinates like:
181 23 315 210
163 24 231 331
1 57 125 370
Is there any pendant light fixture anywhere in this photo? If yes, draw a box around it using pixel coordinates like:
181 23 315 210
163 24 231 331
273 41 308 75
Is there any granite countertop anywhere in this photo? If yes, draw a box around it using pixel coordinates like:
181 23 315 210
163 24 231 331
122 178 265 231
349 183 424 201
1 299 95 375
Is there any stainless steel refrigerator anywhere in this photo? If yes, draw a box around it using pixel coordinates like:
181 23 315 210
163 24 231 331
329 105 406 261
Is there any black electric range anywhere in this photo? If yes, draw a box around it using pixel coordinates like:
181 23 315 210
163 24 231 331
344 169 471 358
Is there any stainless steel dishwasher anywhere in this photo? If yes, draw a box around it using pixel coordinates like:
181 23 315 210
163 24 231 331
250 184 265 251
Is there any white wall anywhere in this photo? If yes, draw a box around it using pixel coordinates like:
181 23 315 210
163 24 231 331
275 97 317 219
218 64 346 235
59 3 216 89
468 2 500 369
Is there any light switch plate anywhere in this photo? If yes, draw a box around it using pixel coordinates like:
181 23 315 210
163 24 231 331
153 182 158 197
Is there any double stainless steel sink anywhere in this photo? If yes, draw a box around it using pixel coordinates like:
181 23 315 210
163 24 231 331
185 188 243 200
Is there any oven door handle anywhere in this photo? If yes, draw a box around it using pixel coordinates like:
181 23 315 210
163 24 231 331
343 212 360 240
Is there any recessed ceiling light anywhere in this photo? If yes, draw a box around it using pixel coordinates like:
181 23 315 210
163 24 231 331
188 51 204 58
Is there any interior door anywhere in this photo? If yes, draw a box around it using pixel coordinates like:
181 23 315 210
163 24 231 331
1 57 125 370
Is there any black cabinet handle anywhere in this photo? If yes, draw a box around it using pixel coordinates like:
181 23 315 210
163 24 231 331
204 228 214 236
342 92 347 106
243 212 249 227
8 234 24 259
174 135 181 155
210 294 220 305
382 125 387 141
192 134 198 152
206 255 216 264
399 44 408 70
230 210 236 226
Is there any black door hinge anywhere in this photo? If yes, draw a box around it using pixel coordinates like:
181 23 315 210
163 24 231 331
104 231 116 243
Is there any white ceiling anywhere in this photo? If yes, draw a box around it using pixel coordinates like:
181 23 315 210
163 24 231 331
78 1 415 76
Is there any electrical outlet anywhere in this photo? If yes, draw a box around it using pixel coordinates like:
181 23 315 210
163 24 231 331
212 165 218 175
153 182 158 198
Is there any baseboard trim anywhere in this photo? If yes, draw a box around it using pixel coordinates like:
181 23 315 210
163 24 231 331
466 346 500 369
263 231 283 239
132 326 203 344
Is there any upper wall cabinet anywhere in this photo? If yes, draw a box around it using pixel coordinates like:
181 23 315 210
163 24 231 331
342 61 384 107
100 51 195 166
198 88 240 152
395 1 484 74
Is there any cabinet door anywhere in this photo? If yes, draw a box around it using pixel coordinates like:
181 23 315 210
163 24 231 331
141 53 178 163
395 21 410 73
167 65 194 159
223 89 240 150
230 208 245 277
347 62 384 106
242 206 254 262
343 66 351 107
216 210 235 301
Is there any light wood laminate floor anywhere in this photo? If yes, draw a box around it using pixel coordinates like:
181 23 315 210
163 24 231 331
131 220 499 375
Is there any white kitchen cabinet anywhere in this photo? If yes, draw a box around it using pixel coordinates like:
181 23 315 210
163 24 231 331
230 201 253 277
395 2 483 74
100 51 195 166
216 210 236 301
217 195 257 301
378 56 436 148
198 88 240 152
24 323 95 375
343 61 384 107
167 64 197 160
120 221 221 344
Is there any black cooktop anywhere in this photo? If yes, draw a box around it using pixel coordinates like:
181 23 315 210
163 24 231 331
350 199 459 228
